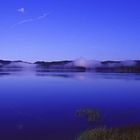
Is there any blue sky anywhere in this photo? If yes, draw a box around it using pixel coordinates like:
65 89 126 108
0 0 140 62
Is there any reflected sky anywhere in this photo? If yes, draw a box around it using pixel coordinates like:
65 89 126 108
0 71 140 140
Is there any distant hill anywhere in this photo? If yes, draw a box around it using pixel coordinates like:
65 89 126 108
0 59 140 73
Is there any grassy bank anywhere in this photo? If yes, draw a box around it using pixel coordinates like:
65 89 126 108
77 126 140 140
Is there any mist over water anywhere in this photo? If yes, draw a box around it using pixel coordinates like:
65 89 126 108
0 71 140 140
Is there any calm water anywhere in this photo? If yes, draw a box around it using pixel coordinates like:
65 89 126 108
0 71 140 140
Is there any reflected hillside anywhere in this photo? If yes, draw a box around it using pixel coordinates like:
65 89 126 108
35 72 140 81
0 69 140 81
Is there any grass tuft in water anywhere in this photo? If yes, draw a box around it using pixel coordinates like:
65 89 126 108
76 108 101 124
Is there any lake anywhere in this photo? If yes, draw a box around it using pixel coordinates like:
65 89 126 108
0 71 140 140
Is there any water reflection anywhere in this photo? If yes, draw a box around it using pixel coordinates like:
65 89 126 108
36 72 140 81
0 68 140 81
0 72 11 76
0 70 140 140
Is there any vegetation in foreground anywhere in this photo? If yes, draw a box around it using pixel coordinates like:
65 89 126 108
77 126 140 140
76 108 140 140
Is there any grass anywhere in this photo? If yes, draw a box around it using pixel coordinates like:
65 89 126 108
77 126 140 140
76 108 101 124
76 108 140 140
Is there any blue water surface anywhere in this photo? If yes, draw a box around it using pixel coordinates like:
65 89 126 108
0 71 140 140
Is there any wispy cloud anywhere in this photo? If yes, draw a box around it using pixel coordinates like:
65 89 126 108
11 13 50 28
18 8 25 14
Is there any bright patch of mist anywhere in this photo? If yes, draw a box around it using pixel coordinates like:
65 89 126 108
72 58 102 68
3 62 36 70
